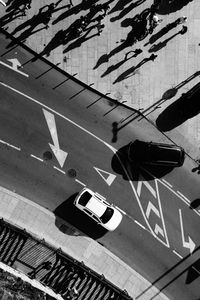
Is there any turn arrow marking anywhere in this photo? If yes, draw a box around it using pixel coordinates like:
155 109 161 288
179 209 195 253
43 109 68 168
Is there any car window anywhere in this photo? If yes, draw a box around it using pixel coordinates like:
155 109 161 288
78 191 92 206
84 208 92 216
92 215 99 222
100 207 114 224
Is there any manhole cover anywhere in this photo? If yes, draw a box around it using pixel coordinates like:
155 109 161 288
68 169 77 177
43 151 53 160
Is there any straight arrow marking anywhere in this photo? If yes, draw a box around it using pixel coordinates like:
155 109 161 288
179 209 195 253
43 109 68 168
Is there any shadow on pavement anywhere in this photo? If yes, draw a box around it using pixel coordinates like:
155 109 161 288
54 193 107 239
156 0 194 15
111 145 174 181
156 82 200 132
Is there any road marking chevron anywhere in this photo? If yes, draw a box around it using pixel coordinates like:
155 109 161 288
154 224 164 237
146 201 160 218
137 179 156 198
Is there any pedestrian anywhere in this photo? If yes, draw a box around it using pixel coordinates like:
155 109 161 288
124 49 143 60
101 3 110 17
176 16 187 25
66 287 79 299
149 53 158 61
180 25 188 35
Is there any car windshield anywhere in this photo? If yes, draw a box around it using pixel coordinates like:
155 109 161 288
78 191 92 206
100 207 114 224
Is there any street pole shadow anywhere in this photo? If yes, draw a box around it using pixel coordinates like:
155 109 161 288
54 193 107 239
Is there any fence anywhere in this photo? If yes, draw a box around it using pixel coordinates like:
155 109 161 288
0 218 133 300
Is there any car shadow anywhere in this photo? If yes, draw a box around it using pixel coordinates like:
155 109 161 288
111 145 174 181
54 193 107 239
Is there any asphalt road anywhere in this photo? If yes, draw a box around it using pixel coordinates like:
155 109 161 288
0 28 200 300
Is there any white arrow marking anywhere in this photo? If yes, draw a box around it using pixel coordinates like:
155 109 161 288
94 167 116 186
0 0 6 6
179 209 195 253
0 58 29 77
154 224 164 237
43 109 68 168
137 179 156 198
146 201 160 219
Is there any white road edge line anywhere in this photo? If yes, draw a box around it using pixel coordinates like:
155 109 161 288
30 154 44 162
161 179 173 188
177 191 190 203
53 166 66 174
173 250 183 259
115 205 127 215
0 139 21 151
134 220 146 230
75 179 86 186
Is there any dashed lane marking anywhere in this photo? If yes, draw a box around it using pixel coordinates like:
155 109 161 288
30 154 44 162
53 166 66 174
173 250 183 259
134 220 147 231
75 179 86 186
115 205 127 215
0 139 21 151
161 179 173 188
177 191 190 203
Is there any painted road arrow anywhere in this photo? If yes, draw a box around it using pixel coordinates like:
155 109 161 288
43 109 68 168
179 209 196 254
0 58 29 77
0 0 6 6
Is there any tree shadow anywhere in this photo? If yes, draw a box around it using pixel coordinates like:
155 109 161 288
111 145 174 182
54 193 107 239
156 0 194 15
156 82 200 132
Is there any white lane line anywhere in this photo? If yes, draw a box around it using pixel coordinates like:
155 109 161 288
173 250 183 259
177 191 190 203
0 81 116 152
115 205 127 215
0 139 21 151
161 179 172 188
53 166 66 174
30 154 44 162
134 220 146 230
75 179 86 186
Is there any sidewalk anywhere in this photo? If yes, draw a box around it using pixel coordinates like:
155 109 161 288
0 186 168 300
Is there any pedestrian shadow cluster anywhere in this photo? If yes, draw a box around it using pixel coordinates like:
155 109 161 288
0 0 193 84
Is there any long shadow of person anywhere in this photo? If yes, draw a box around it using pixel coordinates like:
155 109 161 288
101 49 142 77
9 3 57 43
110 0 147 22
113 54 157 84
63 24 99 53
148 26 187 53
157 0 194 15
144 17 182 46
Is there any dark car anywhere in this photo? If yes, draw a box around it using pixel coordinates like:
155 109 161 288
128 140 185 167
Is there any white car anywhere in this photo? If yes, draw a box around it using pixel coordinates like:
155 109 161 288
74 188 122 231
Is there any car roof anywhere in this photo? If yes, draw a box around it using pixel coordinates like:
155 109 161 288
85 196 107 217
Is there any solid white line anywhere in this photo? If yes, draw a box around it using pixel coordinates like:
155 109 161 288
161 179 172 188
134 220 146 230
177 191 190 203
173 250 183 259
0 138 21 151
0 82 116 152
30 154 44 162
115 206 127 215
75 179 86 186
53 166 66 174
